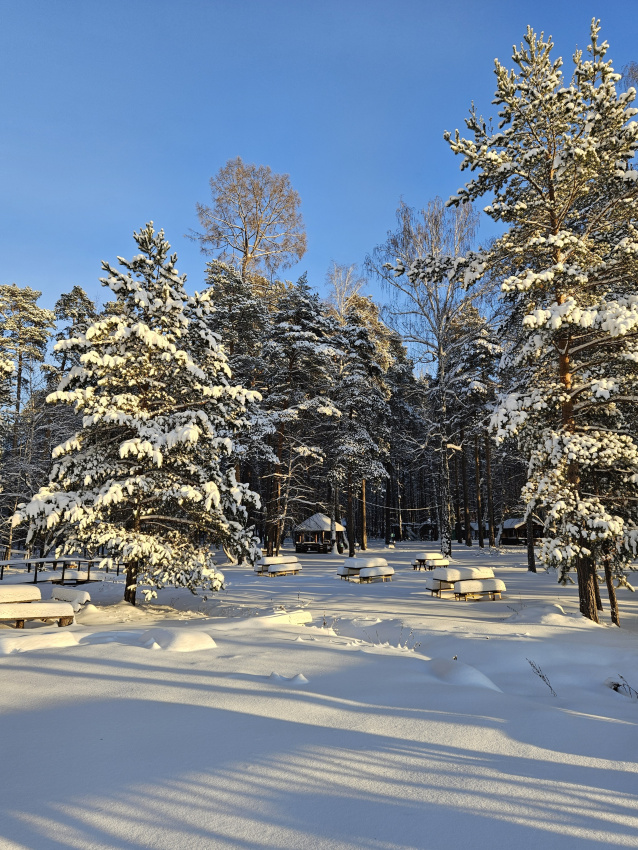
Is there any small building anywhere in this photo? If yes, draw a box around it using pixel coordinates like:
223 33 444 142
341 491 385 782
500 517 544 545
294 513 345 553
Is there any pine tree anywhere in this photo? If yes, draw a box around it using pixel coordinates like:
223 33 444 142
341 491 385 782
259 276 341 553
0 284 55 555
446 21 638 622
16 224 260 604
52 286 98 378
327 306 390 556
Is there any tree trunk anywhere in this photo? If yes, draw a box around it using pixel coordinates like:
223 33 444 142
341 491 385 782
576 553 599 623
347 467 355 558
594 573 603 612
329 481 337 554
460 428 472 547
526 513 536 573
484 433 496 547
384 467 392 545
439 445 452 558
603 555 620 627
124 560 138 605
359 479 367 551
453 452 462 543
474 434 484 549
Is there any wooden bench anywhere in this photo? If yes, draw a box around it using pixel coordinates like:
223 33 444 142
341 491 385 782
0 586 42 604
0 601 75 628
267 562 302 576
255 556 300 575
359 566 394 583
454 579 506 601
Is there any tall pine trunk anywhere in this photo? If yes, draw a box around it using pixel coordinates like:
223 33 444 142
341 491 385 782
124 560 138 605
453 452 463 543
484 433 496 547
384 466 392 545
359 479 367 551
347 467 355 558
460 428 472 547
576 553 599 623
603 553 620 627
526 513 536 572
474 434 484 549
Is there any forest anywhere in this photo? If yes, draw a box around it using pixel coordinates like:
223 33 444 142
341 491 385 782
3 21 638 626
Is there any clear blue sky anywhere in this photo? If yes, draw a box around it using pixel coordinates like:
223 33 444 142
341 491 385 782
2 0 637 310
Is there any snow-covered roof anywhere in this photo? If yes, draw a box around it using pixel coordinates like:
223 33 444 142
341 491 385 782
295 512 345 532
502 518 526 529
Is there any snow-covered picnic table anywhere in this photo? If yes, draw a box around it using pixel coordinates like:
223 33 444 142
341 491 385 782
338 557 394 582
426 566 496 597
412 552 449 570
453 578 506 601
254 556 302 576
0 586 75 628
0 557 118 584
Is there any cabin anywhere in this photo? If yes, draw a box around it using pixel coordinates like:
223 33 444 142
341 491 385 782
294 513 345 553
499 517 544 545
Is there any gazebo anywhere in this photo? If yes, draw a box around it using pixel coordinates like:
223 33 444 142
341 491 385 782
294 513 345 553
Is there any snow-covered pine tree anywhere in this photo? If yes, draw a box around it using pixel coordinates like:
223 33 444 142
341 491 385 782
327 306 390 556
15 224 260 604
201 259 274 481
51 286 98 379
260 275 341 553
446 21 638 623
0 284 55 556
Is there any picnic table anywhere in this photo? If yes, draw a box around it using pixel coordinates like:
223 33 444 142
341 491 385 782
338 556 389 581
426 566 495 597
0 556 121 583
412 552 447 570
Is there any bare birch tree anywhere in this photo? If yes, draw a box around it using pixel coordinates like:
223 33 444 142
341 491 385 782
192 156 307 280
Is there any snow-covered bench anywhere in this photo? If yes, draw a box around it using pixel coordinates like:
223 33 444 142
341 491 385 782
339 557 388 580
51 587 91 612
254 556 300 575
428 566 495 596
0 586 42 604
454 578 506 601
359 565 394 583
267 561 302 576
0 601 75 628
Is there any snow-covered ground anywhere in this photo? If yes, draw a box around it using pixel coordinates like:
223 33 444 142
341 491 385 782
1 542 638 849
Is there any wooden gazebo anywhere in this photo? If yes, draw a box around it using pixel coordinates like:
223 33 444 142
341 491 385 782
294 513 345 554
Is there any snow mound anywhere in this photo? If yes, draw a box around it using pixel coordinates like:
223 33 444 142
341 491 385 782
76 601 150 625
0 631 79 655
139 628 217 652
269 672 309 685
505 603 600 626
259 610 312 625
427 658 502 692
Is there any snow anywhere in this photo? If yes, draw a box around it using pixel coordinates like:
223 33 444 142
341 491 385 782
1 541 638 849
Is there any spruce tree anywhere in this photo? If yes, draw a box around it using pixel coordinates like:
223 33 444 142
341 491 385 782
16 224 260 603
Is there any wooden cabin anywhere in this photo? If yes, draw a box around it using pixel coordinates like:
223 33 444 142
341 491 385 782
499 517 544 545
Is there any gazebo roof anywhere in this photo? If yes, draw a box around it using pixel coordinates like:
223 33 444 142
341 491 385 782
295 512 345 532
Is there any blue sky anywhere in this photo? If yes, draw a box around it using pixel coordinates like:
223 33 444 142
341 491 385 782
2 0 637 311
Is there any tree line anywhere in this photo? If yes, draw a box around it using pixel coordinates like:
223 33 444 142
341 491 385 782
2 19 637 624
